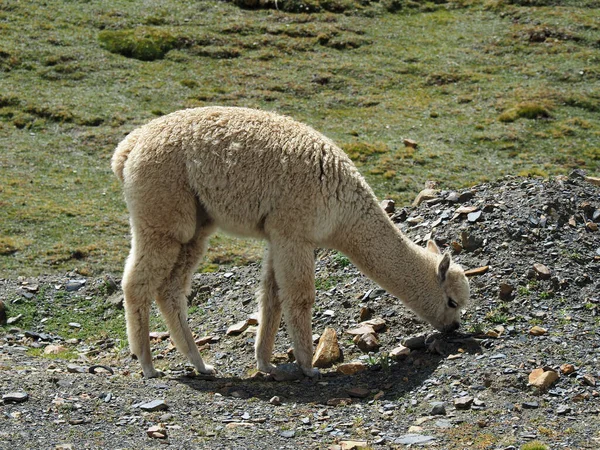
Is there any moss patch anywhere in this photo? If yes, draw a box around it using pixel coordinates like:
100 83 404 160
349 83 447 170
98 27 179 61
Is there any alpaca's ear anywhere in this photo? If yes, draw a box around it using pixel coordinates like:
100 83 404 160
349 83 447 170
427 239 441 254
438 252 451 282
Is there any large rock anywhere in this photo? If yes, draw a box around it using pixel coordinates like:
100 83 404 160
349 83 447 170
336 361 367 375
529 368 559 390
312 327 342 368
355 333 380 353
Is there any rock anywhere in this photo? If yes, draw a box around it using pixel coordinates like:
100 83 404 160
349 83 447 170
467 210 482 223
464 266 489 277
44 344 67 355
360 317 386 331
528 368 559 390
529 326 547 336
55 445 75 450
107 293 124 308
430 402 446 415
522 401 539 409
346 325 376 336
67 364 86 374
389 345 410 359
338 440 369 450
461 231 483 252
380 199 395 214
556 405 572 415
280 430 295 438
195 335 217 346
7 313 23 325
226 320 250 335
560 364 576 375
403 138 418 148
396 434 435 445
586 221 598 232
446 191 460 203
585 175 600 186
149 331 170 341
139 399 169 412
312 327 342 368
355 332 379 353
327 397 352 406
65 280 85 292
454 396 474 410
347 387 370 398
582 374 596 387
358 307 372 321
458 190 475 202
337 362 368 375
2 392 29 403
413 188 439 207
499 283 515 301
146 424 167 439
68 322 81 329
455 205 478 216
533 263 552 280
272 363 304 381
403 335 427 350
269 396 281 406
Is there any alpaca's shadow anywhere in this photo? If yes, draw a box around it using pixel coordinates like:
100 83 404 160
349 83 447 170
176 336 482 405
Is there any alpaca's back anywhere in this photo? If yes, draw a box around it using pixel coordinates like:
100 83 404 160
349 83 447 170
118 107 375 244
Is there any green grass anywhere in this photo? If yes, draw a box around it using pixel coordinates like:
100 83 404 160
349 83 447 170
0 0 599 277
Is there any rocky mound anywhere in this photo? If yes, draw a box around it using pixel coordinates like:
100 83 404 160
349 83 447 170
1 173 599 449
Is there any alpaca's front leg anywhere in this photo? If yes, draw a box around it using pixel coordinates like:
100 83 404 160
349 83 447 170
271 240 319 378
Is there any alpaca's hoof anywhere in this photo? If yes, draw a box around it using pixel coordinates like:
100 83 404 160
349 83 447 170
257 362 277 374
302 367 320 378
199 364 216 375
143 368 165 379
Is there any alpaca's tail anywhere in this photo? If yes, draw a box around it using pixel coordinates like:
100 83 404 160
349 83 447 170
111 128 143 183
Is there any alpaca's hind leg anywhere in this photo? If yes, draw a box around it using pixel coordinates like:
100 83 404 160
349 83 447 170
122 232 181 378
155 228 216 375
255 248 282 373
270 240 318 378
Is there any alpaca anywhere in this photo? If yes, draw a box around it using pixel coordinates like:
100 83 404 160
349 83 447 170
111 106 470 378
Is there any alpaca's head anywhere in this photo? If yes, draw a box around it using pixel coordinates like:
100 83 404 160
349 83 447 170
412 240 470 333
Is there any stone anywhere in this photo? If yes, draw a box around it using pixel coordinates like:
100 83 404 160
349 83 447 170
139 399 169 412
2 392 29 403
346 325 376 336
146 424 167 439
389 345 410 359
522 401 539 409
529 326 547 336
337 441 369 450
455 205 478 216
458 190 475 202
7 314 23 325
149 331 170 341
529 368 559 390
454 396 474 410
280 430 295 438
44 344 67 355
55 445 75 450
533 263 551 280
403 335 427 350
413 188 439 207
360 317 386 331
585 175 600 186
356 332 379 353
65 280 85 292
272 363 304 381
461 231 483 252
347 387 370 398
269 396 281 406
446 191 460 203
195 335 217 346
327 397 352 406
359 307 372 321
227 320 249 335
464 266 489 277
403 138 418 148
312 327 342 368
560 364 576 375
499 283 515 301
556 405 572 415
430 402 446 415
67 364 86 374
582 374 596 387
396 434 435 445
467 210 482 223
336 362 367 375
68 322 81 329
586 221 598 232
380 199 395 214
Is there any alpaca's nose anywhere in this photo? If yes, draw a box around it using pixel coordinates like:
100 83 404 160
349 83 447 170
443 321 460 333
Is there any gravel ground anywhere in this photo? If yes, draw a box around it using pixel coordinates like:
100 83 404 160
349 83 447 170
1 173 599 450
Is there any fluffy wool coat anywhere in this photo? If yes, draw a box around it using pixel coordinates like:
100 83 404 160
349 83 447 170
112 106 470 378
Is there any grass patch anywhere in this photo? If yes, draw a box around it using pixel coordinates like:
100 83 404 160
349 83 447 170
0 0 598 277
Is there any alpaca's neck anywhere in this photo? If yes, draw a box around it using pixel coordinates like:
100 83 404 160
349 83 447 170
332 204 430 302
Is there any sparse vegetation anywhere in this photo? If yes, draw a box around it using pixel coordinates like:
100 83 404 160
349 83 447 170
0 0 598 276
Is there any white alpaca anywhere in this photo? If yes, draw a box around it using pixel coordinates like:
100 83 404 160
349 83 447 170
111 106 470 378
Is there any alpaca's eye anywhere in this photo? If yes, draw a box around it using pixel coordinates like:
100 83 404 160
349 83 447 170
448 298 458 308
